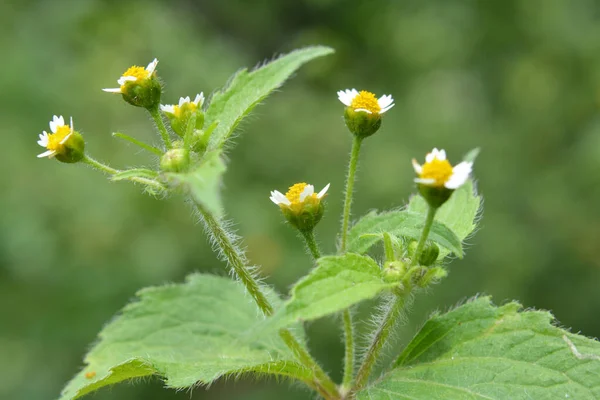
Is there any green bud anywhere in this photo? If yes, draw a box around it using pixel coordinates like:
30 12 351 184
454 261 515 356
417 184 454 209
271 183 330 233
121 77 162 110
344 107 382 139
160 148 189 173
383 260 407 283
55 131 85 164
282 201 324 233
408 240 440 266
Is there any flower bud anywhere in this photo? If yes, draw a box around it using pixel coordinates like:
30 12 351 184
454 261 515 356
270 182 330 233
412 148 474 208
383 260 407 283
160 94 205 138
160 148 189 173
103 58 162 110
37 115 85 163
407 240 440 266
337 89 394 139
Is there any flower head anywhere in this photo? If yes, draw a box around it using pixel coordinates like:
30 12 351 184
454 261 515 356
160 93 204 118
102 59 162 109
412 148 473 208
270 183 330 232
337 89 394 139
337 89 394 115
103 58 159 94
37 115 85 163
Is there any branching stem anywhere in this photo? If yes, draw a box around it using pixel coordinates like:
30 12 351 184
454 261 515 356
148 106 172 150
411 205 437 266
340 136 362 252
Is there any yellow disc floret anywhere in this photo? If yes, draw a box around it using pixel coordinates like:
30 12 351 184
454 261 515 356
285 182 310 205
420 158 453 187
46 125 72 152
122 65 150 81
350 91 381 114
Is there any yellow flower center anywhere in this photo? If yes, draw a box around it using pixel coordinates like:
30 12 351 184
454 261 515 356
172 102 198 118
350 91 381 114
420 158 453 187
285 182 310 205
46 125 71 151
122 65 149 82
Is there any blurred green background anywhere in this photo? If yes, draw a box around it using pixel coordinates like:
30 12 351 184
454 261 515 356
2 0 600 399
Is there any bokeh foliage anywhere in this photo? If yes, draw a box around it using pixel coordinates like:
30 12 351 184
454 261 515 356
1 0 600 399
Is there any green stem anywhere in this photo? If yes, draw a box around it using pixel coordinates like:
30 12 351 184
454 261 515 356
341 308 355 391
301 230 321 260
196 204 339 399
82 155 118 174
82 155 165 191
148 107 172 150
410 205 437 266
196 204 274 316
340 136 362 252
353 292 407 391
279 329 339 400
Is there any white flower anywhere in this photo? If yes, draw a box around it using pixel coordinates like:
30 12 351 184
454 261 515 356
412 148 472 189
103 58 159 93
160 93 204 116
337 89 394 114
37 115 74 158
270 183 330 209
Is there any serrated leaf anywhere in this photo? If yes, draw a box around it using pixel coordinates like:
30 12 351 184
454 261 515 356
408 179 481 259
59 274 308 400
111 168 158 181
205 46 334 151
163 151 225 217
357 297 600 400
268 253 395 328
347 210 463 258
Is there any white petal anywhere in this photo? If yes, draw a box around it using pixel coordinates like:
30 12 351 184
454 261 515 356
445 162 472 189
270 190 291 206
378 94 394 110
337 88 358 106
178 96 190 107
59 131 73 145
317 183 330 198
299 185 314 202
426 148 443 163
38 132 49 147
353 108 373 114
146 58 158 75
412 159 422 174
102 87 122 93
379 103 395 114
117 75 137 86
160 104 175 113
37 149 56 158
414 178 436 185
194 93 204 106
50 115 64 133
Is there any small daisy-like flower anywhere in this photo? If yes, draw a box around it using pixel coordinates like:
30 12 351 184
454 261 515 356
412 148 473 207
160 93 204 117
337 89 394 115
103 58 159 94
37 115 85 163
270 182 330 232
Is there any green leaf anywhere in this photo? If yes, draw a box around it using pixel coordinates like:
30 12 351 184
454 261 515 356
205 46 334 151
59 274 309 400
357 297 600 400
111 168 159 182
163 150 226 217
268 253 395 328
408 179 481 258
347 210 464 258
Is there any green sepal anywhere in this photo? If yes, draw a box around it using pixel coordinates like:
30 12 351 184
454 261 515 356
417 184 454 209
121 77 162 109
281 201 324 233
55 131 85 163
344 107 382 139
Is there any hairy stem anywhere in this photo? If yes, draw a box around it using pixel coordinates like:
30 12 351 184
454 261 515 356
196 204 274 316
82 155 164 190
112 132 163 156
340 136 362 252
410 205 437 266
341 309 355 391
301 230 321 260
196 204 339 399
148 106 172 150
353 292 407 391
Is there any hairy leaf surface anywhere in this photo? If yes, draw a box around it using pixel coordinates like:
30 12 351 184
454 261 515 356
205 46 334 151
59 275 307 400
357 297 600 399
